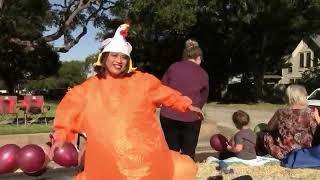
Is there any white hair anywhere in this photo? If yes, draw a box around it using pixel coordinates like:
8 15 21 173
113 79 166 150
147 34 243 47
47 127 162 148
286 85 307 105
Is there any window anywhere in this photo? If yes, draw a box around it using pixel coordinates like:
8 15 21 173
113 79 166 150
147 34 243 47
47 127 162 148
299 53 304 67
290 79 295 84
306 52 311 67
288 67 292 73
314 57 319 67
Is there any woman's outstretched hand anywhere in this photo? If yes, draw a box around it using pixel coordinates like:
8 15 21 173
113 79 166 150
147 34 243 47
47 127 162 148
188 105 204 120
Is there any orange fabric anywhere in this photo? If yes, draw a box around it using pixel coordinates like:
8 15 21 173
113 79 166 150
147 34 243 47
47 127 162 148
53 71 197 180
171 151 198 180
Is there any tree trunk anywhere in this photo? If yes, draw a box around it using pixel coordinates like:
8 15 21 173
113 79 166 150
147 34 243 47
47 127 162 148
220 82 229 99
253 70 264 102
3 78 16 94
253 34 268 102
0 0 4 10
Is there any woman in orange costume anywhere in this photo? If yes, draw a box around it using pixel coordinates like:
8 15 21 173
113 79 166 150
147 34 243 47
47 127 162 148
51 23 202 180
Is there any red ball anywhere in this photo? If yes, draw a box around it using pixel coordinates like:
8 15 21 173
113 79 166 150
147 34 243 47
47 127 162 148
38 144 51 169
210 134 228 152
53 143 79 167
0 144 20 174
17 144 46 174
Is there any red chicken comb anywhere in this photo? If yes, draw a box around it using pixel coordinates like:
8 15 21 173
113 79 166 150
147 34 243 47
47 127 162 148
120 29 128 37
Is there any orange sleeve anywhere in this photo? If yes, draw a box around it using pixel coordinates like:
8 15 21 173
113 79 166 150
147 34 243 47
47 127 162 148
53 85 86 143
146 73 192 112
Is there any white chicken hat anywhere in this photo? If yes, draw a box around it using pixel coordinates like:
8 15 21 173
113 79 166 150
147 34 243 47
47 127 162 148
94 23 136 73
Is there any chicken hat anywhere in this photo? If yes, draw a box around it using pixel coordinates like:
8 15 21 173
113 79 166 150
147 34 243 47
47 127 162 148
94 23 136 73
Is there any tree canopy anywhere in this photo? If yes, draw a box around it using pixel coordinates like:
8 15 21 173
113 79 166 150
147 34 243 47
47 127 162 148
0 0 117 53
298 66 320 93
99 0 320 101
25 61 86 90
0 0 60 93
2 0 320 102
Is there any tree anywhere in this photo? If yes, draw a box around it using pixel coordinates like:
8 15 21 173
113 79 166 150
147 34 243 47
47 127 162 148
297 66 320 93
25 61 86 90
8 0 316 102
96 0 198 77
58 61 87 87
1 0 118 53
194 0 249 99
190 0 320 101
225 0 320 100
0 0 61 93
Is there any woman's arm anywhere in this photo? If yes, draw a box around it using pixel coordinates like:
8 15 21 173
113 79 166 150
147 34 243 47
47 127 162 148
52 85 87 143
147 73 203 118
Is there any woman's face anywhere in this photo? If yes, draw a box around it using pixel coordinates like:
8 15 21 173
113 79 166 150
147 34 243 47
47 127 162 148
104 52 129 77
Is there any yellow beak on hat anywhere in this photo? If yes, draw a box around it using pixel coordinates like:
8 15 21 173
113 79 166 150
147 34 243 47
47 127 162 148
93 53 103 66
127 58 137 73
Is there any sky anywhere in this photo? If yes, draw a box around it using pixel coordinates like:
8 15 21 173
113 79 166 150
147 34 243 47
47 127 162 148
47 23 101 61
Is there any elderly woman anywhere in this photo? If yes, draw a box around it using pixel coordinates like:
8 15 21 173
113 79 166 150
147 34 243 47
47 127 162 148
264 84 320 159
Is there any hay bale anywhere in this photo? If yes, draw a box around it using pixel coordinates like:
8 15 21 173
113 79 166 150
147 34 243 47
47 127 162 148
196 163 320 180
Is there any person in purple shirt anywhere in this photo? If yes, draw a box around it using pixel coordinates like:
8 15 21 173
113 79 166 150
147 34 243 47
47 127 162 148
160 39 209 160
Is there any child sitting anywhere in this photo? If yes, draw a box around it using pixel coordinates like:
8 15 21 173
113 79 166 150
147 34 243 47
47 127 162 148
226 110 257 160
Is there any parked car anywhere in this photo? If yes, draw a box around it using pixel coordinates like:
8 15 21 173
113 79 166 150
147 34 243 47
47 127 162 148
307 88 320 107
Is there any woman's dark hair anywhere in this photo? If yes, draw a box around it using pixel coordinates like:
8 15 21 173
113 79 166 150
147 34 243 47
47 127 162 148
94 52 131 78
94 52 109 76
232 110 250 129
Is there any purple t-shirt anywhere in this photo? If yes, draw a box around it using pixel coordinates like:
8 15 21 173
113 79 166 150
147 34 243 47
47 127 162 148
160 60 209 122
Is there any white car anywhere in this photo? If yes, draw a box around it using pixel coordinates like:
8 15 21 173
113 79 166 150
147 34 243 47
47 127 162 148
307 88 320 107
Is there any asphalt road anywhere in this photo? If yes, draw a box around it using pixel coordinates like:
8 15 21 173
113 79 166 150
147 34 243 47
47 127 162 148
196 104 277 152
203 105 276 129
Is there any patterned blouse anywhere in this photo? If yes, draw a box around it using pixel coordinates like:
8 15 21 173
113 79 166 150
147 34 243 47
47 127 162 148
264 107 319 159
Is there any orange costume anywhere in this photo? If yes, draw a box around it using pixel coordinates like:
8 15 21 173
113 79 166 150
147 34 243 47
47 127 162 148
53 71 198 179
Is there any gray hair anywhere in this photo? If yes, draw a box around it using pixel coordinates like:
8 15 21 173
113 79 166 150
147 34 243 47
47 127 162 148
286 84 307 105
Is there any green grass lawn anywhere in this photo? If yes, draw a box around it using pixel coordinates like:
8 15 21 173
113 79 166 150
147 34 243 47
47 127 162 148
0 100 58 135
0 101 283 135
0 124 53 135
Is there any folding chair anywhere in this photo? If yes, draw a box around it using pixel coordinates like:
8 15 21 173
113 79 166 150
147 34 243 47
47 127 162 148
1 96 19 126
0 97 4 121
22 95 49 125
19 95 32 125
